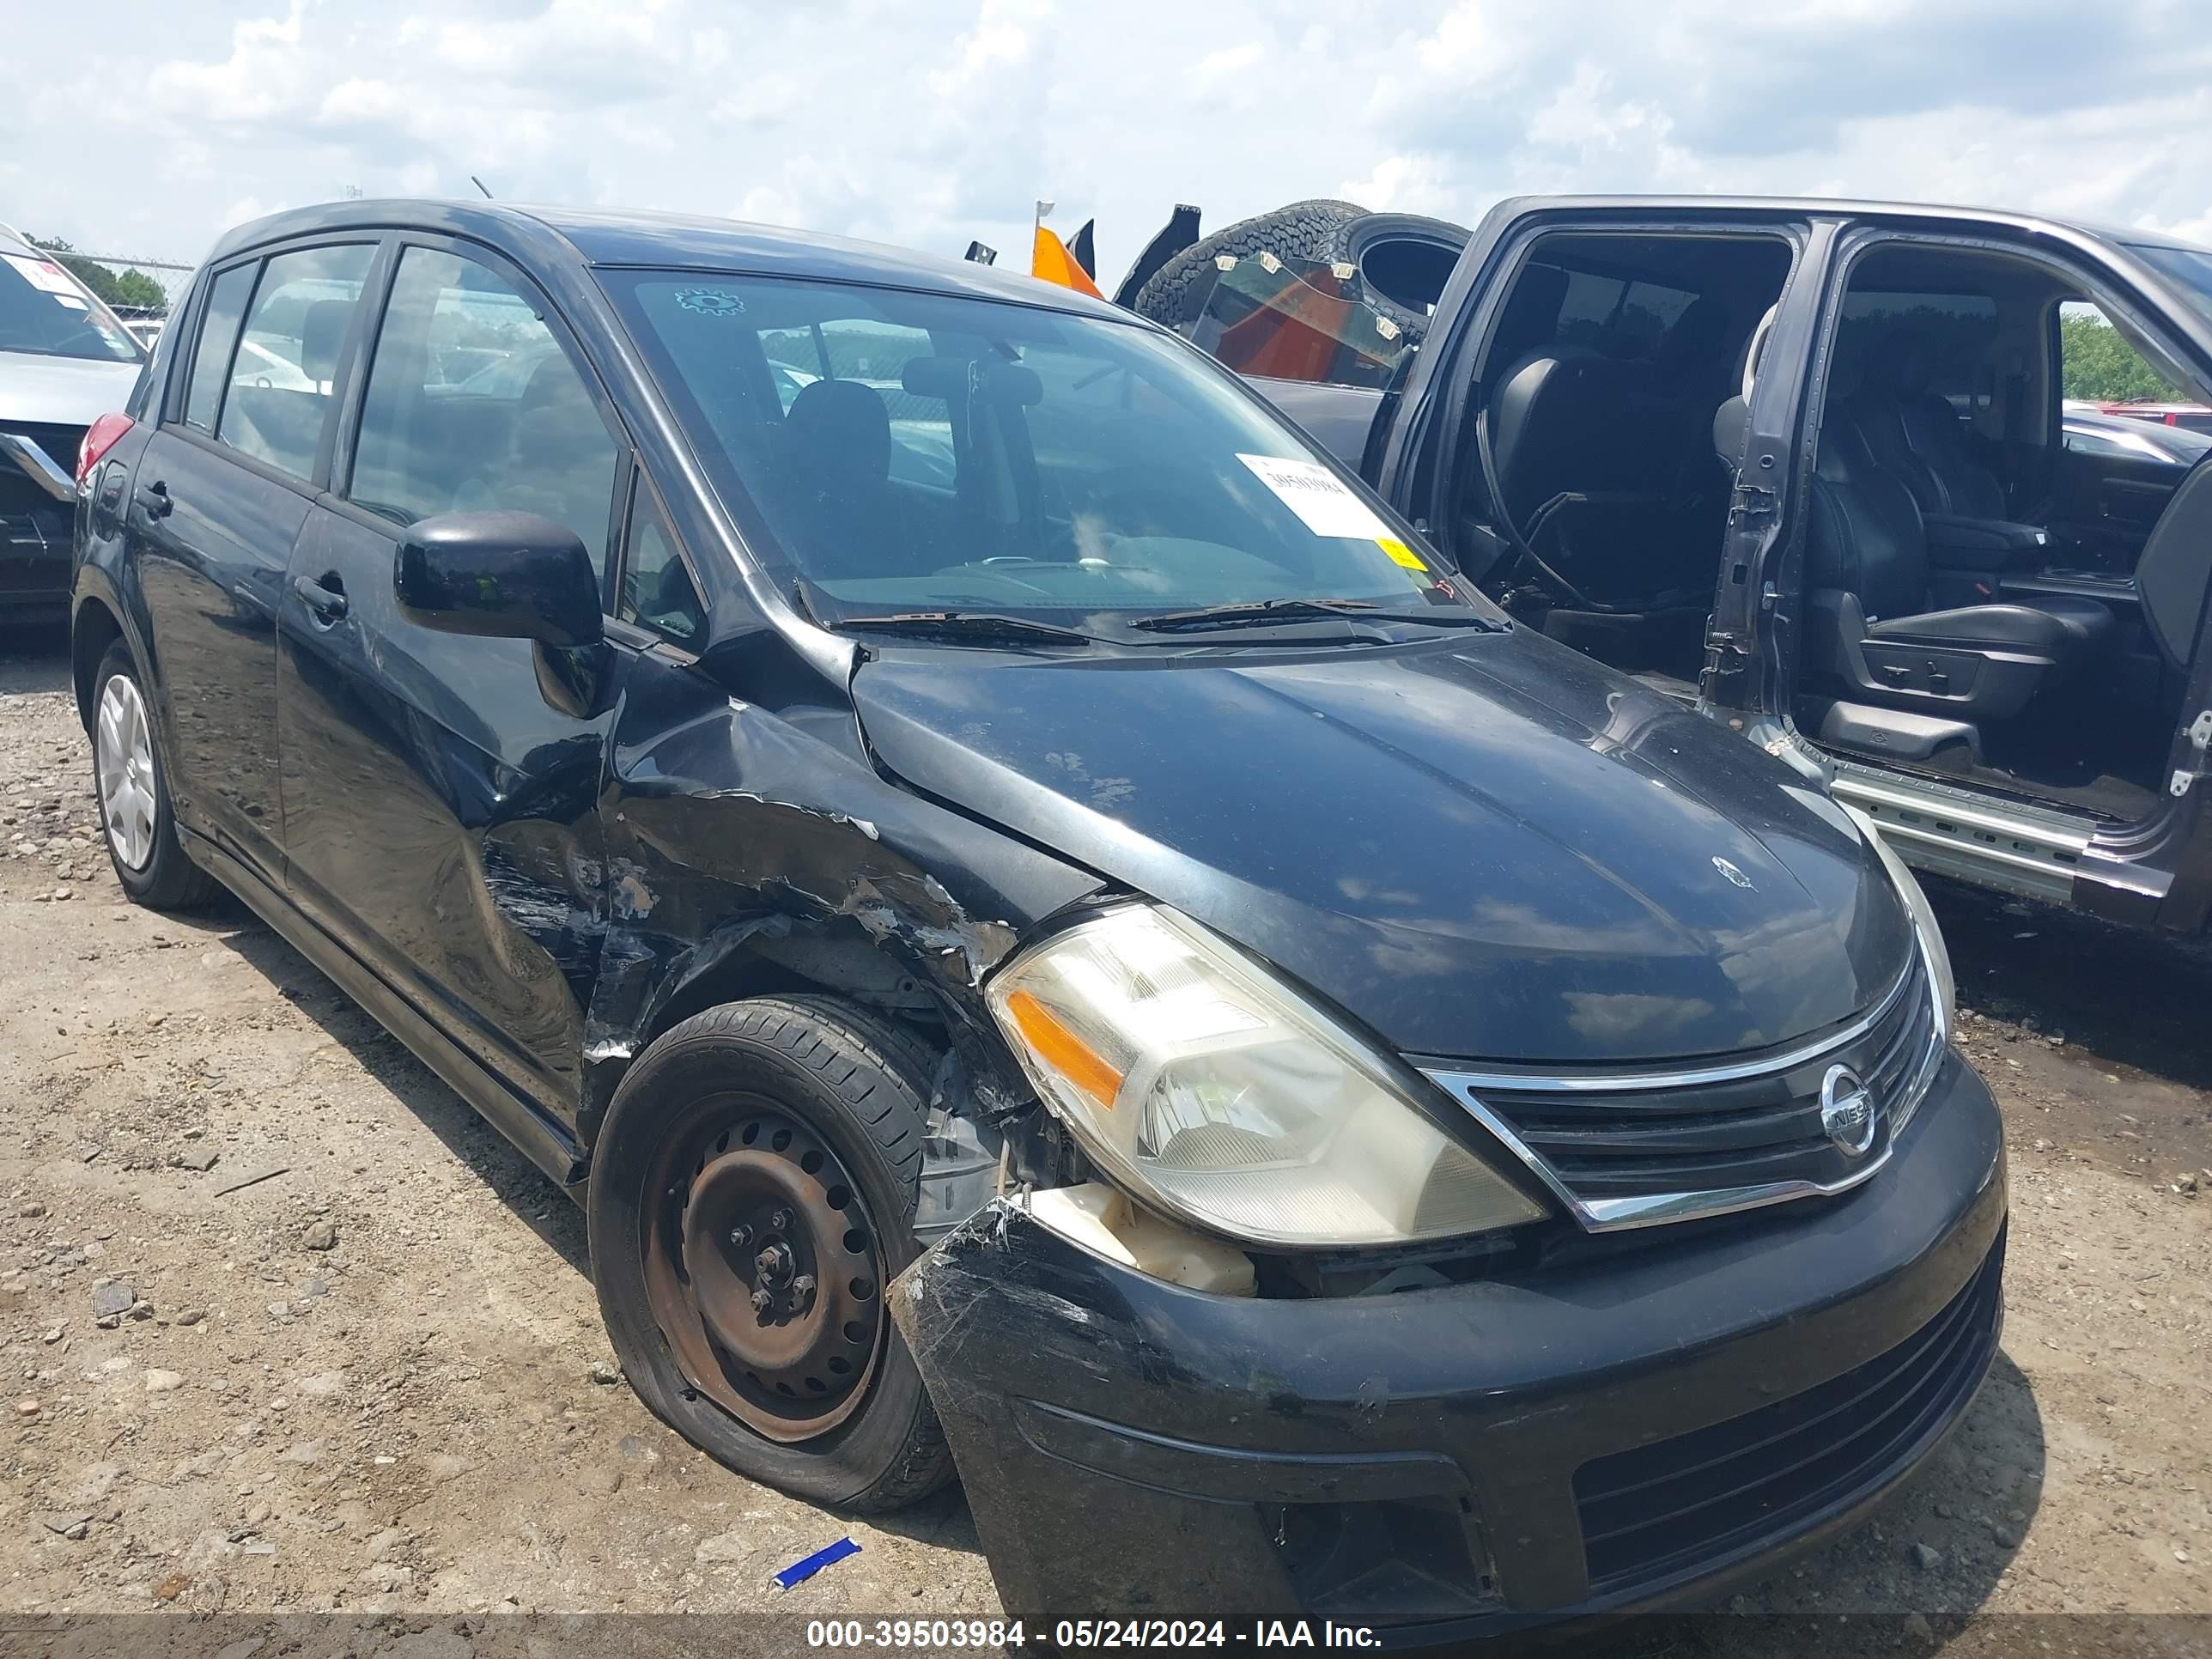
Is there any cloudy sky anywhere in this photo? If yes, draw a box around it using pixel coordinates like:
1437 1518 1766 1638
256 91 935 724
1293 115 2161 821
4 0 2209 289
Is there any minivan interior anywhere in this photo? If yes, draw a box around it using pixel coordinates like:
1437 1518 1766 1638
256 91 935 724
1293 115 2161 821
1444 230 1795 688
1795 242 2211 823
1450 228 2212 828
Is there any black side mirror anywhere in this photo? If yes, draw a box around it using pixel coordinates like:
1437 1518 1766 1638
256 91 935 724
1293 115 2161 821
393 510 604 648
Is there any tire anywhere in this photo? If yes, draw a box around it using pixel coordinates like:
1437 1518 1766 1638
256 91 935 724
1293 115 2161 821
89 641 221 912
1131 199 1468 346
587 994 953 1511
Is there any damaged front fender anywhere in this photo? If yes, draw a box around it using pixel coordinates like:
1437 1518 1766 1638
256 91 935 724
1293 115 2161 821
579 653 1104 1138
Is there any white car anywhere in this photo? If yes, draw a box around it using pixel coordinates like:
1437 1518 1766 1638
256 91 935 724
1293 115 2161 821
1 222 146 629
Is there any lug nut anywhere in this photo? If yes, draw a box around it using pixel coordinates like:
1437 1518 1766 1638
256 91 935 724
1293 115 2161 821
750 1288 775 1316
728 1224 752 1249
769 1209 793 1232
791 1273 816 1299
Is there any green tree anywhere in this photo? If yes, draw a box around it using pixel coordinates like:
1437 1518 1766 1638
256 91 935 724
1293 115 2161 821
28 236 167 311
2059 312 2177 403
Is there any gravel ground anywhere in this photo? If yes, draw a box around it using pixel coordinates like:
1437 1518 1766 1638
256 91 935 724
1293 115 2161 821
1 635 2208 1655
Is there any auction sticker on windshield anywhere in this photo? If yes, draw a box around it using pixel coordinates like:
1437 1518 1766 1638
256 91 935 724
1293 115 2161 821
1237 453 1394 539
1237 453 1429 574
3 254 82 296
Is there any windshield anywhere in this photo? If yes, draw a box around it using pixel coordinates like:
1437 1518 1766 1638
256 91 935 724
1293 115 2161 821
2129 243 2212 337
0 251 144 363
602 270 1484 630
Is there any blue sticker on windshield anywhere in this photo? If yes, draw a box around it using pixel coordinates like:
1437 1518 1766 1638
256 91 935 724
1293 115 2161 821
672 288 747 316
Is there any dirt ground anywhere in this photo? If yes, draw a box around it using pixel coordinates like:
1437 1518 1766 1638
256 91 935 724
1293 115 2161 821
2 633 2209 1655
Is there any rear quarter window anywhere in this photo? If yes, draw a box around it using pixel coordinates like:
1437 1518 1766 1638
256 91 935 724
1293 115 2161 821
182 264 258 433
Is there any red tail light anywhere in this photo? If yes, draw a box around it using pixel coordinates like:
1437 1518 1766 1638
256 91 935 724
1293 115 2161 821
76 412 135 486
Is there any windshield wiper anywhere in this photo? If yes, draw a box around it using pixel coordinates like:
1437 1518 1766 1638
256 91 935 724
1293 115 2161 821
1127 598 1504 634
831 611 1096 645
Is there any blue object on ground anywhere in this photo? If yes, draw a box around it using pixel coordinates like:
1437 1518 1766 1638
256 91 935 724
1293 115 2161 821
775 1535 860 1590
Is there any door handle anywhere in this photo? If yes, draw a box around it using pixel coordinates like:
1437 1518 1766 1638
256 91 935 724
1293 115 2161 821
293 572 349 623
136 480 173 520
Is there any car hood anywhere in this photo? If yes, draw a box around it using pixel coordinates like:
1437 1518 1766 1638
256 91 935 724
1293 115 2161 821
852 629 1917 1064
0 353 142 426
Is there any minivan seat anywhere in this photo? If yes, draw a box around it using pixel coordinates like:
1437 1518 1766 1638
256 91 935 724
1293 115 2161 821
1791 392 2096 720
1860 329 2007 520
2132 458 2212 671
1485 346 1686 604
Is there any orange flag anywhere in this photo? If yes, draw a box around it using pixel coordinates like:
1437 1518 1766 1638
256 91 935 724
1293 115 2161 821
1031 226 1104 298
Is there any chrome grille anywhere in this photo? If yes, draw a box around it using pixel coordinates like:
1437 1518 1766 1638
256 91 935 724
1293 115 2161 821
1422 942 1946 1231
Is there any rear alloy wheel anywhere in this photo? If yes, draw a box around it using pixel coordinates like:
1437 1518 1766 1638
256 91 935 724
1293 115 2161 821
89 641 220 911
95 670 157 872
588 995 952 1510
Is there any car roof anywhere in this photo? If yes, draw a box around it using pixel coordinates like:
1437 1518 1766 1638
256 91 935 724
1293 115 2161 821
206 198 1133 322
1492 193 2211 255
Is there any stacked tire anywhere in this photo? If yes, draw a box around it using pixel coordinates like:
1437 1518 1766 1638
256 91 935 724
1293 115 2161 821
1129 198 1468 347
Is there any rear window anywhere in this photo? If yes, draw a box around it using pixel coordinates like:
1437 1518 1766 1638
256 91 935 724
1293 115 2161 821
1552 269 1697 356
183 264 258 433
0 250 144 363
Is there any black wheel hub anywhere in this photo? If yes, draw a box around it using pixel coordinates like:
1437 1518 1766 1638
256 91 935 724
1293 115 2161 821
641 1102 886 1443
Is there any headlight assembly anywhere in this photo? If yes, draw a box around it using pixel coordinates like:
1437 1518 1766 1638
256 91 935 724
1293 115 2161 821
984 904 1546 1249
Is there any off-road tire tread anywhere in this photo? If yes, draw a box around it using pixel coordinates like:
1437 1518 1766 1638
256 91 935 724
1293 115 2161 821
1132 198 1367 332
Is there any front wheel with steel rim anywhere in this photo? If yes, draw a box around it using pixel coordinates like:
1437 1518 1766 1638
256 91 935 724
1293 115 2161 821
88 641 219 910
587 994 952 1510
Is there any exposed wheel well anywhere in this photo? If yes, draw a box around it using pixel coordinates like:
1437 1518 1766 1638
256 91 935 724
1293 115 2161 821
71 599 125 732
580 923 950 1151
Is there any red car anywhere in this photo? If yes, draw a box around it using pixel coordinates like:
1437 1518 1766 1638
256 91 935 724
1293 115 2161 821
2089 398 2212 434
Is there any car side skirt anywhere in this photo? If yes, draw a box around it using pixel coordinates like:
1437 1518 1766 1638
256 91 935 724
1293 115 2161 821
183 827 589 1192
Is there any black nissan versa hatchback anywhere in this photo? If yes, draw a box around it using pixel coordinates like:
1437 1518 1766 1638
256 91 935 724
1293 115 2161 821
71 200 2005 1640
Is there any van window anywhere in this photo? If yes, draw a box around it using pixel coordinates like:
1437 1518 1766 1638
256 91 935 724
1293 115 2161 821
215 244 376 481
349 246 621 582
1551 270 1697 356
2059 301 2179 404
1838 290 1997 412
182 264 257 434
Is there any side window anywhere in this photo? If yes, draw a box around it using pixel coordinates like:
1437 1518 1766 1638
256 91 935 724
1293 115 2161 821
349 246 621 582
617 482 707 644
181 264 257 434
2059 301 2179 405
215 244 377 479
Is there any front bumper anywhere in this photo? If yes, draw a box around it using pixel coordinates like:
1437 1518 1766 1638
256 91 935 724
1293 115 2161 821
890 1050 2006 1644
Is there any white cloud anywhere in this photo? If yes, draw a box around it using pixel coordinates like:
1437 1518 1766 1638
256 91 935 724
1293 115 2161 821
0 0 2205 283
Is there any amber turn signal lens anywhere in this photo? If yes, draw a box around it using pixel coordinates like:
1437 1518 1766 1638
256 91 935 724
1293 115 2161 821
1003 989 1123 1109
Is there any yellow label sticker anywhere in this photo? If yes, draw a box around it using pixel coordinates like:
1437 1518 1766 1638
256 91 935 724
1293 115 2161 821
1376 537 1428 573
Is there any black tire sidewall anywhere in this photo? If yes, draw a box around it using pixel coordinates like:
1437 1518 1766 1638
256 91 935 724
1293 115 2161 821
586 1003 939 1509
